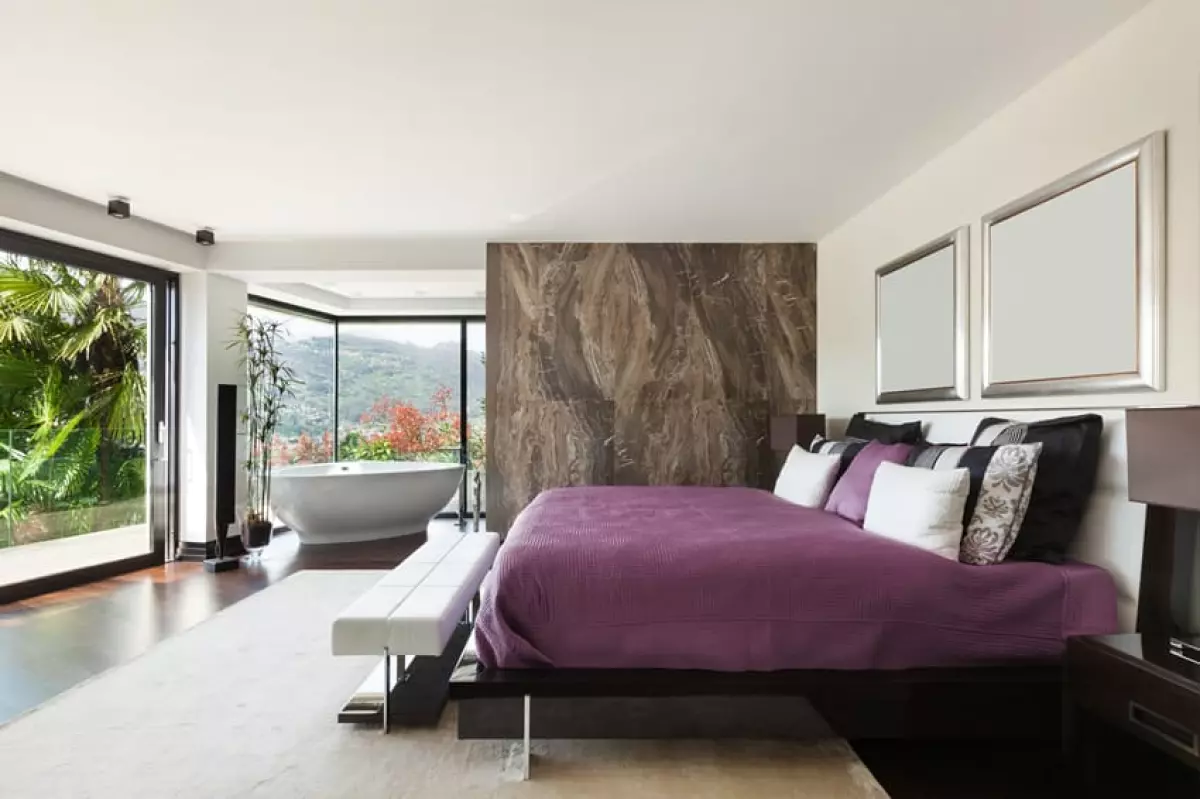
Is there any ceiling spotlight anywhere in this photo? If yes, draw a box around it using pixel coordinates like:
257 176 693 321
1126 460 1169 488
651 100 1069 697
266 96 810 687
107 197 131 219
195 227 215 246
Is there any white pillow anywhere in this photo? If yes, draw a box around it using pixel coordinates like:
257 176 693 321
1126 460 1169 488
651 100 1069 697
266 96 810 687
863 462 969 560
774 445 841 508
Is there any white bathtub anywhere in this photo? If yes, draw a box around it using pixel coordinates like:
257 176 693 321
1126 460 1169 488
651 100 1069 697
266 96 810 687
270 461 465 545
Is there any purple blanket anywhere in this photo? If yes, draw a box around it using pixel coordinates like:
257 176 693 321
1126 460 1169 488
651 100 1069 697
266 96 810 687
475 486 1118 671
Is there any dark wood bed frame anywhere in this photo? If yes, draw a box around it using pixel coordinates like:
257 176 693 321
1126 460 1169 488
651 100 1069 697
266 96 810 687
446 629 1063 742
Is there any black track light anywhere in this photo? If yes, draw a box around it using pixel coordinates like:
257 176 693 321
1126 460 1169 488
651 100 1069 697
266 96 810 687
195 227 215 246
107 197 131 219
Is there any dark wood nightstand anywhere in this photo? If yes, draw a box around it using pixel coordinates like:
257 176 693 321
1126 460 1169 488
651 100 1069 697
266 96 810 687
1065 634 1200 796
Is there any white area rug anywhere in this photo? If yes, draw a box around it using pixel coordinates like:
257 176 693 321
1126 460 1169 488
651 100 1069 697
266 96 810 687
0 571 887 798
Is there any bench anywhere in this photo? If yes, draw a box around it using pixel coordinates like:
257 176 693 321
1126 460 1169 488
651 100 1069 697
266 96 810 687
332 531 500 733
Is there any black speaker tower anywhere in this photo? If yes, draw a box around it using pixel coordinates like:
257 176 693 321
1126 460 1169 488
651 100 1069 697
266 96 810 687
205 383 241 572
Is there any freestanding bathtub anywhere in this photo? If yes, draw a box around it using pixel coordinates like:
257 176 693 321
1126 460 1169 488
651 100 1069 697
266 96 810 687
270 461 465 545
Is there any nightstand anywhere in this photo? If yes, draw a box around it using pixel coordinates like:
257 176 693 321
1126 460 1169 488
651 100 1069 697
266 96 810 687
1065 634 1200 796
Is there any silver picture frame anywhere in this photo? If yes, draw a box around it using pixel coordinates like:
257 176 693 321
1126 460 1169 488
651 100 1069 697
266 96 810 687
981 131 1166 398
875 226 969 404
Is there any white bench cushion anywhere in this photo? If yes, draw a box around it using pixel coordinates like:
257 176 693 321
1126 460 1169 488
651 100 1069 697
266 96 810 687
377 559 436 587
329 586 416 656
332 532 499 657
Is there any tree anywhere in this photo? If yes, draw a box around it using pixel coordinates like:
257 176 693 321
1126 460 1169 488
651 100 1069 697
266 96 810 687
339 385 460 462
0 255 147 543
229 313 299 528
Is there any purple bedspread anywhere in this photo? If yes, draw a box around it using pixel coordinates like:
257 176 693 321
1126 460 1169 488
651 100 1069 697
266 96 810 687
475 486 1118 671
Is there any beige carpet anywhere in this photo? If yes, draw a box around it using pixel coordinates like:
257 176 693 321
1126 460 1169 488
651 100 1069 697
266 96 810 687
0 571 888 798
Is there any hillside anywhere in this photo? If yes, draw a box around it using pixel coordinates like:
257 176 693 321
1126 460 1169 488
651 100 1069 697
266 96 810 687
274 332 485 439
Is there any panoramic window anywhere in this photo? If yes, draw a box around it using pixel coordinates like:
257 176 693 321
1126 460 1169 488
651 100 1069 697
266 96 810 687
246 303 336 466
248 302 486 519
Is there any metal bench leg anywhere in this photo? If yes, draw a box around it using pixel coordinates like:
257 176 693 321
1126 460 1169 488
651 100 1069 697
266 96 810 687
382 647 390 735
522 694 531 780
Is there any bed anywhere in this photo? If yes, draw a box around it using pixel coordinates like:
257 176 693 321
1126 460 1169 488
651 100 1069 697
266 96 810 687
473 485 1119 672
450 481 1121 749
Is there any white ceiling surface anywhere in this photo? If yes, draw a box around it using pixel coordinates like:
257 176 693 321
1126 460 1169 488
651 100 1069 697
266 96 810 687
0 1 1148 311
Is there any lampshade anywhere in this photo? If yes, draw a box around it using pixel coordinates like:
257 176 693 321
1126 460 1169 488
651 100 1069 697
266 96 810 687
1126 406 1200 511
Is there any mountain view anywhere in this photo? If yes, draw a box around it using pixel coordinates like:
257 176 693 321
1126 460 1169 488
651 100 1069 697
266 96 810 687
273 331 486 441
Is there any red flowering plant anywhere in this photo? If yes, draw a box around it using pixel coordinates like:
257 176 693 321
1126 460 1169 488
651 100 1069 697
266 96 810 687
268 430 334 467
340 386 461 463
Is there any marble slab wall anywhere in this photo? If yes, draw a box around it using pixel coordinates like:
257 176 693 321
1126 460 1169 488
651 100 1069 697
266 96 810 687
487 242 817 530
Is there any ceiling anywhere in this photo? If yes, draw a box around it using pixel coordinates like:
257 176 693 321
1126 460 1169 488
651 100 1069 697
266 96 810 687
312 279 485 300
0 1 1149 309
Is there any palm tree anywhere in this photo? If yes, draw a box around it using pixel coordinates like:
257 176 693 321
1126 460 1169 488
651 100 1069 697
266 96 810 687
0 255 147 540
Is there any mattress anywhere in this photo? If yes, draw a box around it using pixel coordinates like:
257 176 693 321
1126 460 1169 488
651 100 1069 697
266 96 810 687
474 486 1119 671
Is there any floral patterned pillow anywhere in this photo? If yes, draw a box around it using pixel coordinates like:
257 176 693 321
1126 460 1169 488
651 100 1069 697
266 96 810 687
905 443 1043 565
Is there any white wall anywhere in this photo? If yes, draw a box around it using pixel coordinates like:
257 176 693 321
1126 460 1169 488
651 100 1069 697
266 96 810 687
208 237 486 315
206 237 483 274
0 171 202 272
179 273 248 545
818 0 1200 419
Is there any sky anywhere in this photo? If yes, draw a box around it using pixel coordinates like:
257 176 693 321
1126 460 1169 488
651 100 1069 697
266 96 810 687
251 304 484 352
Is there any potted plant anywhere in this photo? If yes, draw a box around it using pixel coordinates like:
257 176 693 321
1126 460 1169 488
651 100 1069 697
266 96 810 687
229 314 299 559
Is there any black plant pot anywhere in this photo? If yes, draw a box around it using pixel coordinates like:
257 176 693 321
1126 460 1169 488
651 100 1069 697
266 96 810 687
243 519 273 560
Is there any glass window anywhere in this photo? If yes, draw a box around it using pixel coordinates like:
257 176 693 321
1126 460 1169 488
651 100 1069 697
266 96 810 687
337 321 463 516
336 322 462 464
246 303 335 466
246 305 485 521
466 321 486 517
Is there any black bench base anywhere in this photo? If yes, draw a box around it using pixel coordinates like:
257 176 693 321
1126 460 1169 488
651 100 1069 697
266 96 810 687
338 622 472 728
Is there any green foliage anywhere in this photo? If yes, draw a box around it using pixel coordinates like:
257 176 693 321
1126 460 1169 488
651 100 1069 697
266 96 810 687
228 314 300 523
0 254 149 547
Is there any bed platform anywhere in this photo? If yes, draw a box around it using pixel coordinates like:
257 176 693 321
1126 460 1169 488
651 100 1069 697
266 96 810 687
446 481 1120 778
449 635 1062 741
443 409 1137 779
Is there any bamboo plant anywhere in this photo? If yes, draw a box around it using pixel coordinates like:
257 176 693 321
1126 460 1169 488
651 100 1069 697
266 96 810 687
228 314 299 533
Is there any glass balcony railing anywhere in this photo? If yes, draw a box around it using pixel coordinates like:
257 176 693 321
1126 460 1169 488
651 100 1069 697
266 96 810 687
269 439 486 519
329 444 484 517
0 428 148 550
2 424 487 550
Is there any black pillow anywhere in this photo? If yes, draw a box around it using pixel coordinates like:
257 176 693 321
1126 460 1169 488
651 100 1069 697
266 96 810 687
970 414 1104 563
844 412 923 445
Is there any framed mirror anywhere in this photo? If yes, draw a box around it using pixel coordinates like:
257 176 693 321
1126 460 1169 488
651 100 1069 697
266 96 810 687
981 131 1165 397
875 226 968 403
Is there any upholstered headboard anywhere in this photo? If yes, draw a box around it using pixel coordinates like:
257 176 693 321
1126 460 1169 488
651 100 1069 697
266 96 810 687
862 409 1144 631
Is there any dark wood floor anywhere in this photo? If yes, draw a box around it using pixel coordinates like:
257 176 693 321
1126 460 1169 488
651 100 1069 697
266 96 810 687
0 525 1109 798
0 526 431 724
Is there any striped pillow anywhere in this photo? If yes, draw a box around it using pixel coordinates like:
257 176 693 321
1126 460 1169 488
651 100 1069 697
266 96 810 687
906 442 1043 565
808 435 868 478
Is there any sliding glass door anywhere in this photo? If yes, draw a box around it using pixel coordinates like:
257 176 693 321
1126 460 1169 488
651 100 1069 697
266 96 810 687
0 230 174 595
